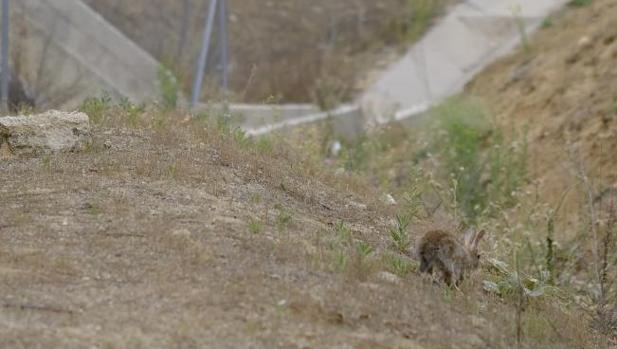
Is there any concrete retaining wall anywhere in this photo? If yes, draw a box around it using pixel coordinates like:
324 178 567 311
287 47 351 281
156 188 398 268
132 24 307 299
12 0 161 108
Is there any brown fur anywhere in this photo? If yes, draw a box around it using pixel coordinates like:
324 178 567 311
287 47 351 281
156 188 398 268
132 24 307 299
416 228 485 286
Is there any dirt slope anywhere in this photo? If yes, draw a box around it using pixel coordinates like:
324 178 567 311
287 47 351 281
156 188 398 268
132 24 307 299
467 0 617 207
0 107 592 348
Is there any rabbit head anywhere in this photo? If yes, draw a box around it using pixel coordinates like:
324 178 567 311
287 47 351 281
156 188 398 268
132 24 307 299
462 227 486 270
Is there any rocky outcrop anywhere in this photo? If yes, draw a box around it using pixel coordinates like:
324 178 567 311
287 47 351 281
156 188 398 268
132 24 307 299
0 111 91 157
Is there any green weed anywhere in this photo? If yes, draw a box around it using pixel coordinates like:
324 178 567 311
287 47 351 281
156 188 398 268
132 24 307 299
79 93 112 124
255 137 274 155
541 18 553 29
568 0 592 7
83 203 102 216
157 65 179 109
42 154 52 171
384 253 415 277
119 98 146 126
431 97 527 221
390 214 411 253
482 257 557 299
248 219 264 235
356 241 374 259
167 164 178 179
275 205 292 232
334 220 352 243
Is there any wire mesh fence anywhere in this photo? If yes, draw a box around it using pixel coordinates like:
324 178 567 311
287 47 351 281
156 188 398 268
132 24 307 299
1 0 448 111
76 0 447 105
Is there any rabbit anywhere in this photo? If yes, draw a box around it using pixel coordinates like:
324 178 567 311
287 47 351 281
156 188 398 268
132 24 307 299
416 227 485 287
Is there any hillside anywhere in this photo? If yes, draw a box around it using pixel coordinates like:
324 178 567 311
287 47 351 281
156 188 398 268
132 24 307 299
467 0 617 207
0 102 598 348
3 1 617 348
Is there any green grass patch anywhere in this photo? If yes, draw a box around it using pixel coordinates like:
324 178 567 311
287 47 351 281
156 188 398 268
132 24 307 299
430 97 527 221
568 0 592 7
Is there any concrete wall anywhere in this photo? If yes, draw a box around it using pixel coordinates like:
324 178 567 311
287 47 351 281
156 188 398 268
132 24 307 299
194 102 365 140
11 0 162 108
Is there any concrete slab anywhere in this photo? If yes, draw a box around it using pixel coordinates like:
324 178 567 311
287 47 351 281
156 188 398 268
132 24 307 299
360 0 569 123
12 0 161 108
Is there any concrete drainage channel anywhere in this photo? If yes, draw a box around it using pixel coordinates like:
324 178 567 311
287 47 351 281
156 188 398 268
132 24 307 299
194 103 364 139
223 0 569 140
13 0 567 137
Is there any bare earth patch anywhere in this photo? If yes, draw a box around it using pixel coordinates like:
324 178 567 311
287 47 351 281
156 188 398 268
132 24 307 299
467 0 617 210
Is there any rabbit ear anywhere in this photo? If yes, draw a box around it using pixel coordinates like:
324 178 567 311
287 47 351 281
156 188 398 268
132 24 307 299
470 230 486 250
463 228 476 248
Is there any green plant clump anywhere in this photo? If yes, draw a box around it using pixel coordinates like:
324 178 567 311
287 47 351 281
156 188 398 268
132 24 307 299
431 97 527 221
158 65 179 109
568 0 592 7
79 93 112 124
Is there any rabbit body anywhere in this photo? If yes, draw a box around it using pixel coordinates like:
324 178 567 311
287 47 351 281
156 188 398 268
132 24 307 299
416 228 484 286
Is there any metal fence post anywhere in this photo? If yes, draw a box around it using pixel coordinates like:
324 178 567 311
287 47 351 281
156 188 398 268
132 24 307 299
1 0 9 113
190 0 218 109
218 0 228 92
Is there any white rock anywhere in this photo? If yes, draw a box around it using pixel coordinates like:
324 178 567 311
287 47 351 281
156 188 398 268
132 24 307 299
383 194 397 205
171 229 192 238
377 271 402 285
0 110 91 156
330 140 342 157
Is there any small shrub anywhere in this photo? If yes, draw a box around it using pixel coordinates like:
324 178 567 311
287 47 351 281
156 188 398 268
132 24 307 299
333 250 348 272
248 219 264 235
356 241 374 259
79 93 112 124
390 214 411 253
157 65 179 109
387 0 445 42
119 98 146 126
167 164 178 179
275 205 292 232
41 154 52 171
83 203 102 216
328 221 353 272
334 220 352 243
232 128 252 149
483 258 557 299
400 166 426 220
340 135 372 173
384 253 415 277
351 241 377 280
255 137 274 155
568 0 592 7
431 97 527 221
541 18 554 29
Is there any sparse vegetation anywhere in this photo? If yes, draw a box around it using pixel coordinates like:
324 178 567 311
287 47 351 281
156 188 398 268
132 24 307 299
79 93 112 124
157 65 179 109
275 204 293 233
569 0 593 7
384 252 415 277
4 0 617 347
390 214 411 253
119 98 146 126
429 97 528 221
2 99 612 348
248 218 264 235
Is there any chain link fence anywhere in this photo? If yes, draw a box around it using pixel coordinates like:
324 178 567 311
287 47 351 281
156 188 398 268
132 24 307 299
0 0 448 111
79 0 448 106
